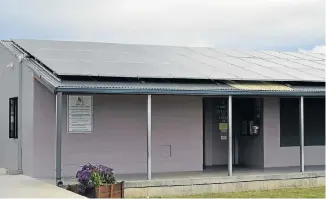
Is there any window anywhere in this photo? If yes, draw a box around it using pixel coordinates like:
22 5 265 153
280 98 325 147
9 97 18 139
304 98 325 146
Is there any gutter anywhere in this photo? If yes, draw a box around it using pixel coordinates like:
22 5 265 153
55 87 325 97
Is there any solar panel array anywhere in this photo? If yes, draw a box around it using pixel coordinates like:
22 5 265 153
13 39 325 82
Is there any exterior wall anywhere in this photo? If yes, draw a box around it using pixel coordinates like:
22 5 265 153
204 99 213 166
33 82 203 178
236 99 264 168
151 96 203 172
0 44 18 170
204 98 229 166
211 99 229 165
33 80 56 178
0 44 35 175
21 63 35 176
263 97 325 167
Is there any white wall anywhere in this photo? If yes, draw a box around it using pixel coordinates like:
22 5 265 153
33 82 203 178
0 44 35 175
0 44 19 170
21 64 35 176
263 97 325 167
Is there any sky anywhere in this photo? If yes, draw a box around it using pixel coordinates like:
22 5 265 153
0 0 325 52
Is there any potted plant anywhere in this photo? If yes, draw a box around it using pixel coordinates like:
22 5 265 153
67 163 124 198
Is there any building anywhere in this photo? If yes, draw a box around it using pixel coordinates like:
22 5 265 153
0 39 325 185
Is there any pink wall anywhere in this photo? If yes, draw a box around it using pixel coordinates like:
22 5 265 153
33 81 203 178
263 97 325 167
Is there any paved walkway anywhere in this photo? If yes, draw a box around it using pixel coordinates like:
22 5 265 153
0 170 85 198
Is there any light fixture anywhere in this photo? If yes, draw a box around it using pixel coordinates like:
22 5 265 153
6 63 14 68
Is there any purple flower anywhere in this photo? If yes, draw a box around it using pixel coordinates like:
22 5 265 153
75 163 116 194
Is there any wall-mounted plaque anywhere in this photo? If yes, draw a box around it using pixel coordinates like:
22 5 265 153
67 95 93 133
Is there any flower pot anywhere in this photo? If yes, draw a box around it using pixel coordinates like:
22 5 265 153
94 182 124 198
67 181 124 198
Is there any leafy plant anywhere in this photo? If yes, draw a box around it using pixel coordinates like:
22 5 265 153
76 163 116 194
90 171 103 187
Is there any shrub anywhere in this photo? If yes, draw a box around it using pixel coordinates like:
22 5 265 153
76 163 116 194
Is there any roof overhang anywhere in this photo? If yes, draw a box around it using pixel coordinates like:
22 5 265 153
55 87 325 96
51 79 325 96
24 62 326 97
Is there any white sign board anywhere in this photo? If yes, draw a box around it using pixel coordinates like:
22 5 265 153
67 95 93 133
221 135 227 140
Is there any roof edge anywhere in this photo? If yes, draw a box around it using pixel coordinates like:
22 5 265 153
55 87 325 96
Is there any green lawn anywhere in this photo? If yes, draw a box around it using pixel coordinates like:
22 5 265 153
160 186 325 198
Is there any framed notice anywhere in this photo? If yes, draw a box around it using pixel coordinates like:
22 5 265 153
216 99 228 140
67 95 93 133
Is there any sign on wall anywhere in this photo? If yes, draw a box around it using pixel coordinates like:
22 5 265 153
216 99 228 140
67 95 93 133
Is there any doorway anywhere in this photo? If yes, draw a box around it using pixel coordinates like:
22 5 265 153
203 97 264 169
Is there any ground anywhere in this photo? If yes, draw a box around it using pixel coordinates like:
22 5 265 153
0 173 85 198
159 186 325 198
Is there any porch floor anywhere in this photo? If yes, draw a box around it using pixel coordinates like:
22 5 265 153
49 165 325 185
114 165 325 181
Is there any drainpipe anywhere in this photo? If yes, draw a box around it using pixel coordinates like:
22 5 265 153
55 92 63 185
17 55 24 173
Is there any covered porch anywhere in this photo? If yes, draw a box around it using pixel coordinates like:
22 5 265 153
50 80 325 185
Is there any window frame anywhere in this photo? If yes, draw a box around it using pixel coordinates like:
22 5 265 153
9 97 18 139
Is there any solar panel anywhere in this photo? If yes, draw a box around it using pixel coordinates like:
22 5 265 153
41 59 99 76
13 39 325 82
211 49 253 58
244 58 284 68
300 52 325 59
284 52 323 61
179 50 268 80
266 59 310 69
290 60 325 70
295 68 325 78
314 60 325 65
241 51 276 59
261 51 300 59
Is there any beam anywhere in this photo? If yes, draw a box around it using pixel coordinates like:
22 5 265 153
228 96 233 176
147 94 152 180
300 96 305 172
55 92 63 185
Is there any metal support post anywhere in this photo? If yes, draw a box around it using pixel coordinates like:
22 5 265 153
300 96 305 172
147 95 152 180
228 96 233 176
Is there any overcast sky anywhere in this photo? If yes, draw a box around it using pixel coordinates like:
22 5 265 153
0 0 325 52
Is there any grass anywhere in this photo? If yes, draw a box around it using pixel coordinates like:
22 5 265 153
158 186 325 198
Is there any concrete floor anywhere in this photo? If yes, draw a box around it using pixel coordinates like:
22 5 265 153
114 165 325 181
51 165 325 185
0 172 85 198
